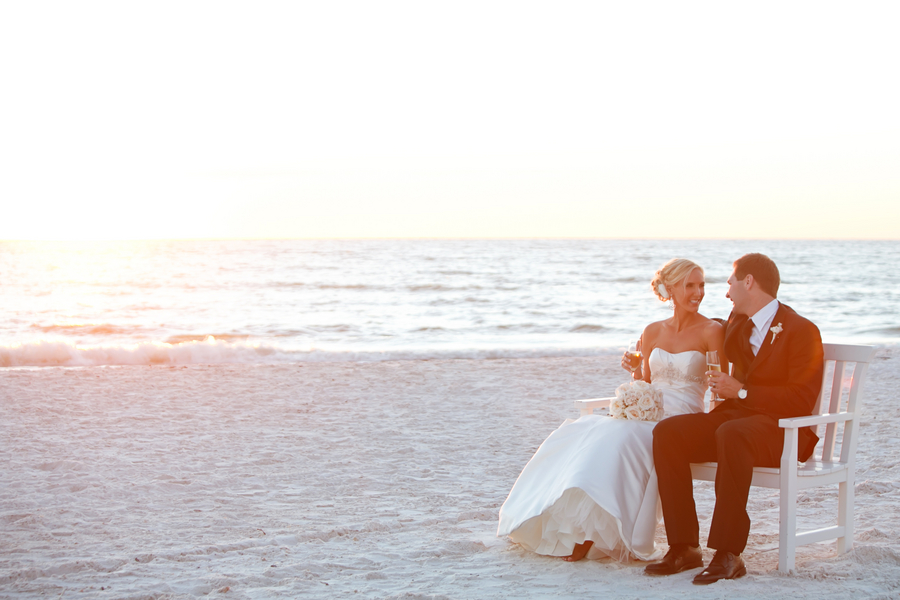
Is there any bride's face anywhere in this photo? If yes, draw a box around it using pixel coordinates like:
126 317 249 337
672 268 705 311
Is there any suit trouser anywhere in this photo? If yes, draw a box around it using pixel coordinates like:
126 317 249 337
652 405 783 554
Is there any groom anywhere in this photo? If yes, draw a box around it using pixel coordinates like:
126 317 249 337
646 253 824 584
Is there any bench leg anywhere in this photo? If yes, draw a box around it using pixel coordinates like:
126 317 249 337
837 479 854 555
778 487 797 573
778 430 799 574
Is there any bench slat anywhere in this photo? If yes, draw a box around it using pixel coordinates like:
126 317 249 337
796 525 846 546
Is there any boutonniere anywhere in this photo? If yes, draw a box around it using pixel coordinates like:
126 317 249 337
770 323 783 344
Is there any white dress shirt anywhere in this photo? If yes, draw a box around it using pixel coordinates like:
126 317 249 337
748 299 780 356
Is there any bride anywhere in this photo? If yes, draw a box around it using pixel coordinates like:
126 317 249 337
497 258 727 562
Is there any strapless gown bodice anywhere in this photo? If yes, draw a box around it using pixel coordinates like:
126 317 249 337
647 348 706 417
497 348 707 561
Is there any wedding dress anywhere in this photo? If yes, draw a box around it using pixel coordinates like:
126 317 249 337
497 349 707 562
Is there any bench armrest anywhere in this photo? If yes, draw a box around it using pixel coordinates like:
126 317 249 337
778 412 854 429
574 397 614 416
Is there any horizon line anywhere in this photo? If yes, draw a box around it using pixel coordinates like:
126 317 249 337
2 236 899 243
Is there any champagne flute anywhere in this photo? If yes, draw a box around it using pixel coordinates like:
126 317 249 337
627 340 642 373
706 350 721 403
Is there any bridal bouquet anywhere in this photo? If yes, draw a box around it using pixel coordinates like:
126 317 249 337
610 380 664 421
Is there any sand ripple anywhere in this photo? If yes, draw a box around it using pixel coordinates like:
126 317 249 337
1 353 899 598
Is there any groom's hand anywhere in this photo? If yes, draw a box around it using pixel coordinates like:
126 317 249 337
706 370 743 400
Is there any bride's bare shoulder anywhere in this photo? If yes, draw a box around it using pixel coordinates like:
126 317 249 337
697 314 726 339
698 314 725 327
647 316 674 329
642 319 669 337
641 319 672 349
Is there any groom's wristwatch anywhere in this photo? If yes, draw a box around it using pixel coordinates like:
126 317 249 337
737 386 748 399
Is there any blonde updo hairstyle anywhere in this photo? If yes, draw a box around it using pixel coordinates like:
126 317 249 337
651 258 704 303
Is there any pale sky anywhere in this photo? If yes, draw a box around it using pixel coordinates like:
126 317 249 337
1 1 898 240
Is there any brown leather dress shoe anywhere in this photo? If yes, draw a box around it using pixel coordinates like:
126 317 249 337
644 545 703 575
692 550 747 585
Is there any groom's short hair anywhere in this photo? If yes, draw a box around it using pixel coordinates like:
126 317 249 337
734 253 780 297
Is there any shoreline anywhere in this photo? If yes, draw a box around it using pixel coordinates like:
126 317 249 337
2 341 896 370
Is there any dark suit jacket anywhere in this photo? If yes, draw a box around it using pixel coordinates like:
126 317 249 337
722 302 824 462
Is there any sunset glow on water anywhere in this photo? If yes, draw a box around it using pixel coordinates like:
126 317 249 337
1 239 896 366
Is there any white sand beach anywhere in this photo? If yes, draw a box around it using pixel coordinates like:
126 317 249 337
2 352 899 599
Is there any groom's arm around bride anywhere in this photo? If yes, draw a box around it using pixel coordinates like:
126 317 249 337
646 253 824 585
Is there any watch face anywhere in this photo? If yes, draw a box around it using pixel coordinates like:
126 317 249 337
738 389 747 399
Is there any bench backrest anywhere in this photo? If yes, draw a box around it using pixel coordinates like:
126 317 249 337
811 344 876 464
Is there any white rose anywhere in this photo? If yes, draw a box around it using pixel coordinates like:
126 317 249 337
637 394 656 411
625 405 643 420
609 398 624 418
632 380 651 393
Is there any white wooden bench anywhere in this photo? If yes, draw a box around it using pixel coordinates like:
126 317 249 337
574 343 877 573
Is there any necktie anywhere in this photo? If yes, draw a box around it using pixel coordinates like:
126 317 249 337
744 319 758 360
740 318 756 362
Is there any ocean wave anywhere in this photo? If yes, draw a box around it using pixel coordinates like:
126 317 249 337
0 338 622 367
165 334 252 344
569 324 609 333
860 326 900 335
0 338 284 367
30 323 138 336
408 284 482 292
494 323 541 331
268 281 307 288
317 283 376 290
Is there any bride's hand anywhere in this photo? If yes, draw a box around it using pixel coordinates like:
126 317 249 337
621 352 642 377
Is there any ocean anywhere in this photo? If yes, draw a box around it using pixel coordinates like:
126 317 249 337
1 239 896 366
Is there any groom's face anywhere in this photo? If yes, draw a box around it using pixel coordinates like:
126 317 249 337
726 269 750 315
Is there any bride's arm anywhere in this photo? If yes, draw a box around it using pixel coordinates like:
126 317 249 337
620 337 644 380
631 326 656 383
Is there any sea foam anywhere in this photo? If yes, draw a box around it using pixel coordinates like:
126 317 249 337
0 338 284 367
0 338 617 367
